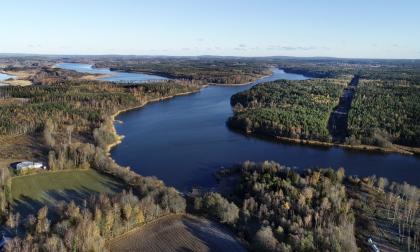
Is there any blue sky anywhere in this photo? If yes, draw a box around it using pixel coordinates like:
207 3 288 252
1 0 419 58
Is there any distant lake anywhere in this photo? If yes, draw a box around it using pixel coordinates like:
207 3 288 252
0 72 16 86
110 69 420 191
55 63 168 83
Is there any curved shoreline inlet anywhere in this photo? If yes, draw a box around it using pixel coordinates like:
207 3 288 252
0 72 17 86
108 68 420 191
55 62 169 83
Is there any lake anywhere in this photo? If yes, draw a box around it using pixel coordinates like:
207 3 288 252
55 63 168 83
0 72 16 86
108 68 420 191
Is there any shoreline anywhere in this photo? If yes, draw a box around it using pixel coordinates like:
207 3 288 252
81 73 115 81
208 74 271 86
208 72 274 86
104 79 418 163
105 88 203 156
58 63 169 82
0 70 32 86
207 67 314 87
244 132 419 156
54 63 118 81
0 70 17 77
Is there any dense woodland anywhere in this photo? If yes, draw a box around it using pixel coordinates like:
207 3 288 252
0 79 200 250
194 161 420 252
5 185 186 251
277 63 354 78
358 65 420 82
228 61 420 149
228 78 347 142
276 58 420 79
0 80 199 137
348 79 420 147
95 58 271 84
0 79 199 176
1 56 420 250
29 67 89 85
194 162 359 251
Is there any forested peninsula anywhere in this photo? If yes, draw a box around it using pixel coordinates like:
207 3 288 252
94 58 272 85
228 63 420 155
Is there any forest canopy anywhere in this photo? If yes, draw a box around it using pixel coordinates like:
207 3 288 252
348 79 420 147
228 78 348 142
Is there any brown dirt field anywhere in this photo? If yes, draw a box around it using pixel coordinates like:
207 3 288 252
108 214 246 252
0 134 47 169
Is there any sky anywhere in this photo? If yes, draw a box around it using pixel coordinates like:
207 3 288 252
1 0 419 59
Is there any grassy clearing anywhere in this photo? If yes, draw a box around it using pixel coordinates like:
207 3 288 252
11 169 125 216
108 214 246 252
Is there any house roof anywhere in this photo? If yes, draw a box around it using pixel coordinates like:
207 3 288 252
16 161 43 170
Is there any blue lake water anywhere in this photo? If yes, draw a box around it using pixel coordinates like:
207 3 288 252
0 72 16 86
55 63 168 83
107 69 420 191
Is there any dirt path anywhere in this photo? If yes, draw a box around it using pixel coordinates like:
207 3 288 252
108 214 246 252
328 75 359 142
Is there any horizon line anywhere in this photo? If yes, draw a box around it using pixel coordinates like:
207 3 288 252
0 52 419 61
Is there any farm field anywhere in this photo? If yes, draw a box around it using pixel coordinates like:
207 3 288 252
11 169 125 216
108 214 246 252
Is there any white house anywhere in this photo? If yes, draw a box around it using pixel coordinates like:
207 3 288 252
16 161 46 171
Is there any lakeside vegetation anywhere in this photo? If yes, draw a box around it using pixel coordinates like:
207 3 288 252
192 161 420 252
347 79 420 147
1 64 96 86
1 56 420 251
95 57 272 84
193 162 358 251
6 188 185 251
0 78 201 250
228 78 348 142
276 58 420 79
228 62 420 152
0 80 199 136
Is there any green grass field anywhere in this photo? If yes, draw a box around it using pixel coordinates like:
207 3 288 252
11 169 125 216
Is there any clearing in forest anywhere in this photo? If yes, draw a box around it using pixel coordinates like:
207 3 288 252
108 214 246 252
11 169 125 216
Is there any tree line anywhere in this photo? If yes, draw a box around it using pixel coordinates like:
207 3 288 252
348 174 420 251
192 161 420 252
5 187 185 251
347 79 420 147
0 79 201 250
228 78 348 142
192 161 358 251
96 58 272 84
